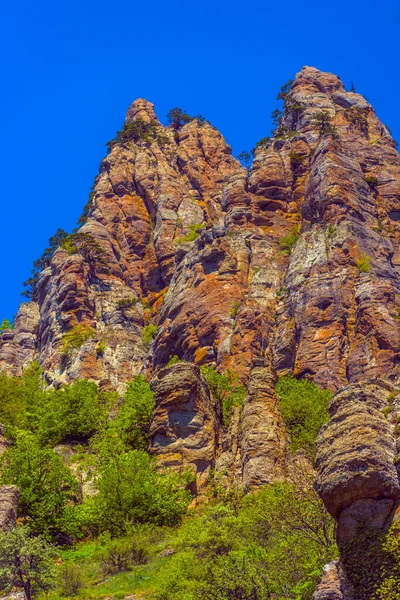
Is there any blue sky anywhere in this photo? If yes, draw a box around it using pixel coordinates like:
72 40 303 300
1 0 399 320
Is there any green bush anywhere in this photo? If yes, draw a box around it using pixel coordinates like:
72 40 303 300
38 379 108 445
275 376 331 460
57 562 86 596
254 136 270 150
79 450 192 537
98 534 150 575
61 323 96 354
290 151 305 168
0 525 57 600
112 374 154 450
201 366 246 427
117 297 137 309
106 118 168 152
142 324 157 347
166 355 183 366
0 318 13 332
279 225 300 254
166 108 192 130
230 300 241 319
174 223 205 246
365 174 378 188
0 432 79 541
60 232 108 265
155 474 336 600
357 251 371 273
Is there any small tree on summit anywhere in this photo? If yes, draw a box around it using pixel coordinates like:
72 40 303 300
166 108 192 130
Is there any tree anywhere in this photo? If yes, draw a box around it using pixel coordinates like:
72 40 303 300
276 79 294 101
0 432 79 541
0 526 56 600
237 151 251 169
166 108 192 130
0 319 13 332
80 449 192 536
22 228 69 301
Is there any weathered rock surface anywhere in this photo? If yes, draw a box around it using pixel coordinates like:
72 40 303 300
312 560 344 600
315 382 400 545
1 66 400 593
0 485 19 532
150 363 219 492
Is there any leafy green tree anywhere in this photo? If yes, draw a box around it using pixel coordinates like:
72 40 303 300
0 362 46 434
0 432 79 541
114 375 154 450
201 366 246 427
166 108 192 130
275 375 331 459
38 379 107 445
80 449 192 537
0 526 56 600
276 79 294 100
0 318 13 332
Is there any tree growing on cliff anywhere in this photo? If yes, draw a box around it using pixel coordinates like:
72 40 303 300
0 318 13 332
166 108 192 130
0 526 56 600
22 228 69 301
237 151 251 169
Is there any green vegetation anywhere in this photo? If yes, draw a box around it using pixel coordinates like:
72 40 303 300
314 111 339 139
278 225 300 254
60 232 108 265
0 432 79 540
201 366 246 427
0 526 56 600
275 376 331 460
61 323 96 354
106 118 169 152
174 223 205 246
290 150 305 169
166 108 193 130
77 178 98 226
276 79 294 100
344 106 369 136
142 324 157 347
166 354 184 366
253 136 271 151
230 300 241 319
117 297 137 310
0 318 13 332
366 174 378 188
357 251 371 273
22 228 69 301
237 150 251 169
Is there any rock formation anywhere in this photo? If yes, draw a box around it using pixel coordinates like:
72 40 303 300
0 485 19 532
1 66 400 596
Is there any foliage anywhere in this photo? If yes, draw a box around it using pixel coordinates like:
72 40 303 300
79 450 192 537
77 179 98 226
117 297 137 309
365 174 378 188
0 318 13 332
22 228 69 301
357 251 371 273
61 323 96 354
276 79 294 101
278 225 300 254
110 374 154 451
344 106 369 135
142 324 157 347
275 376 331 460
166 355 183 366
253 136 270 151
290 151 305 168
166 108 192 130
237 151 251 169
201 366 246 427
60 232 108 265
0 525 57 600
230 300 241 319
96 340 106 355
106 118 168 152
37 379 108 445
174 223 205 245
0 432 79 541
57 562 86 596
314 111 338 139
155 473 336 600
98 533 150 576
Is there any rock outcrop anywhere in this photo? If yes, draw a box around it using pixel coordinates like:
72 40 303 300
0 485 19 532
1 65 400 596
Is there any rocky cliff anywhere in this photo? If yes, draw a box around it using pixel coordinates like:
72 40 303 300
1 66 400 596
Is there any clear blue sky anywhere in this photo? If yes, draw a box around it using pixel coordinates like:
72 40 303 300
1 0 399 321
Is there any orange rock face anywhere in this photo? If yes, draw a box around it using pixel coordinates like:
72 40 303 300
1 68 400 526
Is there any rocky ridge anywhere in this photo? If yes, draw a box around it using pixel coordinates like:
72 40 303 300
1 66 400 597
